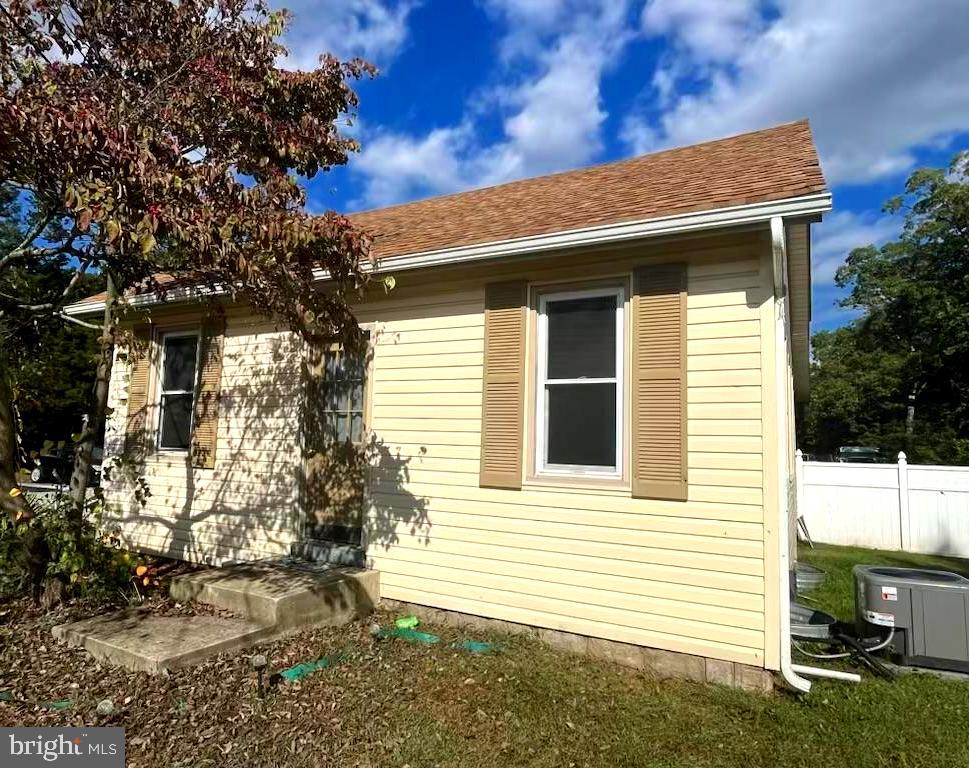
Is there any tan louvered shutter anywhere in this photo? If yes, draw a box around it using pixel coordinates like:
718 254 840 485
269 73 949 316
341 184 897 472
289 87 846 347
190 314 226 469
631 263 688 501
479 281 527 489
124 324 153 459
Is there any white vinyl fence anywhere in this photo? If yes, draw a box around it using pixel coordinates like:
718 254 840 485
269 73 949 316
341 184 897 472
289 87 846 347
797 451 969 557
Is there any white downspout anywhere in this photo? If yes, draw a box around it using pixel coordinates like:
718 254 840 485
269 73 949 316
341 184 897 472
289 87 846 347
770 216 812 694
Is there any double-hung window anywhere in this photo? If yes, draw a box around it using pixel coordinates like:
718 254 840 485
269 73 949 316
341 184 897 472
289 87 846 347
157 332 200 451
536 287 624 476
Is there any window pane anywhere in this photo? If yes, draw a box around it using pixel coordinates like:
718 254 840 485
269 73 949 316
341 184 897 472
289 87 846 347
350 412 363 443
546 295 616 379
159 393 193 450
344 350 366 380
319 412 335 442
162 336 198 391
350 379 364 411
546 383 616 467
324 349 341 379
324 380 348 411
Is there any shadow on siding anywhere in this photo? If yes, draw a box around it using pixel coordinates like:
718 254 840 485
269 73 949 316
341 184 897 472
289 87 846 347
102 315 430 566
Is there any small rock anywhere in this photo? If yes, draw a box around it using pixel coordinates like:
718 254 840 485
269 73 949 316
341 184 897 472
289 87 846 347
96 699 114 716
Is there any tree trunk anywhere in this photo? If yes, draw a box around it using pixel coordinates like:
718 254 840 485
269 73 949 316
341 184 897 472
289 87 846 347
67 273 117 532
0 353 25 520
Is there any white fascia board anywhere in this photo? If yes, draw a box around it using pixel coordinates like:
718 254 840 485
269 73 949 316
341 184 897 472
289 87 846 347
353 191 832 275
63 191 832 317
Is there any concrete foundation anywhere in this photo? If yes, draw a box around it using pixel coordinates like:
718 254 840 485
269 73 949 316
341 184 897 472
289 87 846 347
383 598 775 693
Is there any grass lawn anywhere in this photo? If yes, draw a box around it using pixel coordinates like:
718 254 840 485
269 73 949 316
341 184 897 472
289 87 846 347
2 546 969 767
797 542 969 621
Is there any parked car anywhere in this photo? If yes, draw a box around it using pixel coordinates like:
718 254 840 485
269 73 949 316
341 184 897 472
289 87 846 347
28 445 103 487
835 446 881 463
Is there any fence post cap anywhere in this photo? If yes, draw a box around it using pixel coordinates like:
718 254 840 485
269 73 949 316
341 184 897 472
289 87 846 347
898 451 907 461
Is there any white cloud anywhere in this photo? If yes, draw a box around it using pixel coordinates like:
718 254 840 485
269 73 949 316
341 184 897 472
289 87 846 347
281 0 417 70
352 1 635 207
641 0 761 63
352 126 472 207
624 0 969 186
811 210 900 286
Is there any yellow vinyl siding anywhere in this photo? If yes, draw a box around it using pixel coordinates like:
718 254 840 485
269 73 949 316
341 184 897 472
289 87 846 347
360 240 773 667
98 231 779 668
101 316 302 564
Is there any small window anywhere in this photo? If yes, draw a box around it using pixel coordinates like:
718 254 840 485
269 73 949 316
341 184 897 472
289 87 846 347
536 287 624 476
157 333 199 451
322 345 367 445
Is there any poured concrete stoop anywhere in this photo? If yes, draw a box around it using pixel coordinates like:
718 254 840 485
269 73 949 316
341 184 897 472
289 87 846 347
52 563 379 673
52 610 274 674
169 563 379 630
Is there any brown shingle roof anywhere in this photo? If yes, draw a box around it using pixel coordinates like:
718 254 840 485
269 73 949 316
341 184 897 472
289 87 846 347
69 120 826 307
352 119 826 260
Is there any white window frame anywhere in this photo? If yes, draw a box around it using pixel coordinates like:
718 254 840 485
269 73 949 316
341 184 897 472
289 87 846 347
155 330 201 453
535 286 624 478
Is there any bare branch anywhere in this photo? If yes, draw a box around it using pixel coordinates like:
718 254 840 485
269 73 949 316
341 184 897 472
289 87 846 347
0 212 54 272
57 312 101 330
59 257 95 300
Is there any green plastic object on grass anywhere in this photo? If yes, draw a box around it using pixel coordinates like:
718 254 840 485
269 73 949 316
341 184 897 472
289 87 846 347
394 615 420 629
279 654 343 683
44 699 74 710
377 627 440 644
451 640 498 654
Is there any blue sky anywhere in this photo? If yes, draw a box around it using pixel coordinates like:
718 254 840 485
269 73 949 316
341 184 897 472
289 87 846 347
280 0 968 332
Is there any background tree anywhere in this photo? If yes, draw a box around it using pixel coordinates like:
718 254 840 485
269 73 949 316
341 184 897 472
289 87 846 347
0 0 377 531
1 187 103 457
801 152 969 463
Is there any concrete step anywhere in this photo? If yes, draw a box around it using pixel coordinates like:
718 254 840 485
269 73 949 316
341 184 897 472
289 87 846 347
170 562 379 630
52 609 274 674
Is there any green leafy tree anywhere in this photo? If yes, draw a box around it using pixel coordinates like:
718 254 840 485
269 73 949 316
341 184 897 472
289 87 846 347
0 0 377 530
1 183 104 456
803 152 969 463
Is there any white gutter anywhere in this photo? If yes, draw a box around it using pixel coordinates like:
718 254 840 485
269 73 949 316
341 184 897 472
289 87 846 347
345 191 832 274
64 191 831 317
771 215 813 694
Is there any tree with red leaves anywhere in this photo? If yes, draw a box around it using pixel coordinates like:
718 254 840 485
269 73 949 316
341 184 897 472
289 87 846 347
0 0 375 528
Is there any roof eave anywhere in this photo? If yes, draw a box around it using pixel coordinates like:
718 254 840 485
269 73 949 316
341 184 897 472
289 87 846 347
63 190 832 317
